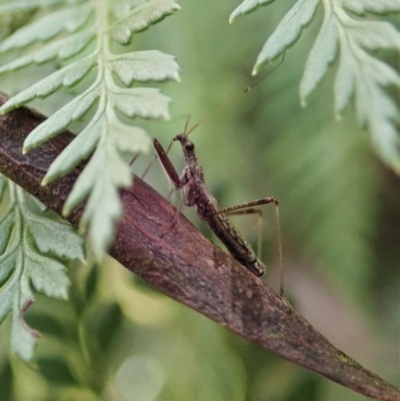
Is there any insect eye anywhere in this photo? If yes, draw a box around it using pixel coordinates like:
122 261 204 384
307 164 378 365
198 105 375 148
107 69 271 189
185 142 194 151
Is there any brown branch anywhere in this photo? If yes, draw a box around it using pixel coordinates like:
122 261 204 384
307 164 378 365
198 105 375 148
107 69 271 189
0 93 399 401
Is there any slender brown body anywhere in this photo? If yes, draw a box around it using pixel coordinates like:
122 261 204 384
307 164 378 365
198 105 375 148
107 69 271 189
200 194 266 276
154 133 266 277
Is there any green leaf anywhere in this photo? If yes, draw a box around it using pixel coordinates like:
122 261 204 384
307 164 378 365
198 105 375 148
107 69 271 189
0 175 7 198
0 360 13 401
110 88 171 119
333 38 355 114
64 138 133 257
88 302 123 351
341 18 400 51
111 0 134 19
0 256 20 323
25 310 64 337
0 211 14 255
0 179 85 361
64 150 102 214
0 3 92 52
42 106 104 184
0 251 16 287
253 0 320 73
342 0 400 14
352 56 399 126
114 125 150 153
25 255 70 299
237 0 400 171
0 0 179 266
84 265 98 303
83 171 123 258
11 273 37 361
300 3 338 103
0 29 95 74
110 50 180 84
60 100 149 257
37 357 78 385
0 56 97 114
229 0 275 23
23 82 101 152
110 0 180 44
25 214 85 263
0 0 64 13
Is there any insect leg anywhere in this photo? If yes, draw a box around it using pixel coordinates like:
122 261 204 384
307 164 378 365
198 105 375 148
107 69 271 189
217 197 284 297
222 207 263 261
153 139 181 188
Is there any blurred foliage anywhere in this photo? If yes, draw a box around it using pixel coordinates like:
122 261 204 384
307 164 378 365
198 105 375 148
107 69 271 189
0 176 85 361
0 1 399 401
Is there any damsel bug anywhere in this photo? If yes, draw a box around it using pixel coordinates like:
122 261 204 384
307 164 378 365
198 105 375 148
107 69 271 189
150 56 284 294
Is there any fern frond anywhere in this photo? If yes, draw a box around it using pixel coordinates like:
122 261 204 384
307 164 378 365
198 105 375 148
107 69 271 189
341 0 400 14
0 0 180 258
109 0 181 44
230 0 400 172
0 175 85 361
229 0 276 23
0 0 66 13
0 3 92 51
0 29 95 72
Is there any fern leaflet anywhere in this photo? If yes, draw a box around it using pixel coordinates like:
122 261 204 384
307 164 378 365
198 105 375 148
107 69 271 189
0 175 85 361
0 0 180 258
230 0 400 172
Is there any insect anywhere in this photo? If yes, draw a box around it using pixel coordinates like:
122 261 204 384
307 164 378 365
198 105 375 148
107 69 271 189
150 56 285 294
155 131 282 273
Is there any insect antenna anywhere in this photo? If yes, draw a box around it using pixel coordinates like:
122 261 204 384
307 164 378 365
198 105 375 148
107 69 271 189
274 203 284 297
186 52 285 136
142 52 284 178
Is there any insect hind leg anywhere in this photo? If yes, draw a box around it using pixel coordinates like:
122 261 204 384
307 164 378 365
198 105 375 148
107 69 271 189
217 197 284 297
222 207 263 261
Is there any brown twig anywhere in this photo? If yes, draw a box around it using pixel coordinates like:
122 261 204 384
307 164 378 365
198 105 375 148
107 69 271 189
0 93 399 401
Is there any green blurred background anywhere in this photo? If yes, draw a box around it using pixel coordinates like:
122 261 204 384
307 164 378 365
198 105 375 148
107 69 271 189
0 1 399 400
